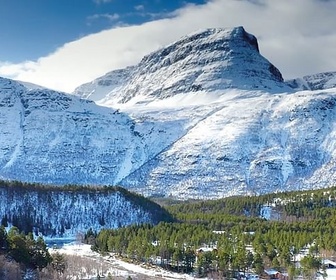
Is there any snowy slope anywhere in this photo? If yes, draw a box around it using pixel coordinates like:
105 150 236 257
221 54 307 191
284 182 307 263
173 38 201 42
119 88 336 198
17 80 48 91
73 66 135 102
71 26 336 199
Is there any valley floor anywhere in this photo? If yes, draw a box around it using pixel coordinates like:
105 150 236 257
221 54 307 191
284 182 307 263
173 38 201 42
51 242 200 280
51 242 336 280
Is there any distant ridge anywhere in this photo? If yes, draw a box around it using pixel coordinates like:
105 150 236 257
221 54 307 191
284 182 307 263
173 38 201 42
287 71 336 91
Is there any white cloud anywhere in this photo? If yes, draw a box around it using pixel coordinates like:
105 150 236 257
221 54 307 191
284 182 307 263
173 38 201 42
1 0 336 92
86 13 120 26
93 0 113 4
134 5 145 11
87 13 120 22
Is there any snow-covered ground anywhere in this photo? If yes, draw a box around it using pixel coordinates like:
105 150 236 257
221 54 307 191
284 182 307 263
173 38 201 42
51 243 201 280
324 269 336 280
3 74 336 200
316 269 336 280
259 204 281 221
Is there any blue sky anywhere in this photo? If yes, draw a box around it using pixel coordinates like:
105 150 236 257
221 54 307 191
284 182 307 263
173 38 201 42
0 0 335 92
0 0 205 62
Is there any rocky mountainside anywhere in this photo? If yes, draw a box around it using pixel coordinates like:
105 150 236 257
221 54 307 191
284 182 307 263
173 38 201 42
73 27 290 106
287 71 336 91
0 181 172 237
1 27 336 199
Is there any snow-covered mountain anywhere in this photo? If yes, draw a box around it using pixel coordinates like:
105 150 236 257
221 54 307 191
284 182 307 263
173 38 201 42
73 27 290 106
0 182 172 237
2 27 336 199
287 71 336 91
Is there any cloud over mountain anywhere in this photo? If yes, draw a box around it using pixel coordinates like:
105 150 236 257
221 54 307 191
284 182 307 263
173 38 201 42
0 0 335 92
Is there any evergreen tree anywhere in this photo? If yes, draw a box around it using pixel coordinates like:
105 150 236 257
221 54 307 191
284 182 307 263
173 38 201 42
300 255 322 280
52 252 67 275
0 225 8 250
253 253 264 275
30 236 52 271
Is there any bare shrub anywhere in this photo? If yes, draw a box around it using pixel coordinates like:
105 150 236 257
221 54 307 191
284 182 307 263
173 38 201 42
0 255 22 280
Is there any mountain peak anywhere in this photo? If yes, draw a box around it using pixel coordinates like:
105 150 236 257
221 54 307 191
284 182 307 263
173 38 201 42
74 26 288 105
171 26 259 53
139 26 262 72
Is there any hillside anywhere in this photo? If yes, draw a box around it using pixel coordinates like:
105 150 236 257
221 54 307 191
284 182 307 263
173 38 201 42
0 180 172 237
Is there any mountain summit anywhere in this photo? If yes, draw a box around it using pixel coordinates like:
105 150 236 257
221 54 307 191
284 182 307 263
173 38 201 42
74 27 288 105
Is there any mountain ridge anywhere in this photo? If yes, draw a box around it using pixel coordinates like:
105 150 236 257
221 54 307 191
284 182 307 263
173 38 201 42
287 71 336 91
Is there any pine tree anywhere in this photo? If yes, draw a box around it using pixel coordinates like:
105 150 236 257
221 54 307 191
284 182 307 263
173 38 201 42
0 225 8 250
252 253 264 275
52 252 67 275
